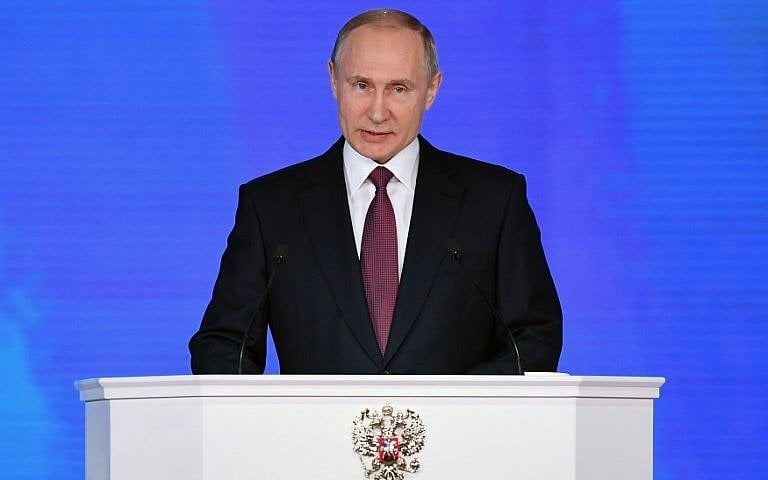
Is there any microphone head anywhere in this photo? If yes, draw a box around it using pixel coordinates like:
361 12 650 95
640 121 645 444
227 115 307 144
273 244 289 265
445 238 462 261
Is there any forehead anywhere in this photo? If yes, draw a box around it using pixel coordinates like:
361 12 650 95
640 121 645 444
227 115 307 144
338 25 427 79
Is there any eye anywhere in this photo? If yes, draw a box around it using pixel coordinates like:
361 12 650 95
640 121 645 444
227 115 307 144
354 81 368 90
393 85 407 94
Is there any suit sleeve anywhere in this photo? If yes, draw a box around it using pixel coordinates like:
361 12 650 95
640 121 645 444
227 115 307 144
466 173 562 374
189 185 269 374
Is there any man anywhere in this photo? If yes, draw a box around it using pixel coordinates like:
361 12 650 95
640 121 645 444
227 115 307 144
189 9 562 375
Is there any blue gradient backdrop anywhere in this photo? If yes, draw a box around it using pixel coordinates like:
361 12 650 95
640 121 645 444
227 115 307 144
1 1 766 478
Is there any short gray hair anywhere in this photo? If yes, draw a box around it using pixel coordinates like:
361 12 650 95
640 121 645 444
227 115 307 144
330 9 439 81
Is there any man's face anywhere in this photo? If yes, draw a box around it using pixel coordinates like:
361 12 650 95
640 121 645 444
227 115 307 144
329 25 441 164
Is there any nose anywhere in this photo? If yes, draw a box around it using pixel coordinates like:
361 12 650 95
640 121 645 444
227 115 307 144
367 90 388 124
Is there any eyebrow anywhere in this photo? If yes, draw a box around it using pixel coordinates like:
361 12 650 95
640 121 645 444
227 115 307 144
389 78 416 88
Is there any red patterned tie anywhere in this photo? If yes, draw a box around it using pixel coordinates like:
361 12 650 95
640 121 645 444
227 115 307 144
361 166 398 354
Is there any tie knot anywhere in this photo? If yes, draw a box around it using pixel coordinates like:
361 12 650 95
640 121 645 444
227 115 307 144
369 166 394 190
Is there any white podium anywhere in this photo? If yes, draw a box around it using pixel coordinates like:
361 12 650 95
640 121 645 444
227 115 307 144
76 374 664 480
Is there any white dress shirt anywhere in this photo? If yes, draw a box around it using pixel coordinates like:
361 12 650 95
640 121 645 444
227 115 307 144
343 137 419 279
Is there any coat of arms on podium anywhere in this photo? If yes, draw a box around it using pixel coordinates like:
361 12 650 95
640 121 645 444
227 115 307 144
352 404 426 480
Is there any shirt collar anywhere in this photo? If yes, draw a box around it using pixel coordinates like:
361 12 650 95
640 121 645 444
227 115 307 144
343 137 420 194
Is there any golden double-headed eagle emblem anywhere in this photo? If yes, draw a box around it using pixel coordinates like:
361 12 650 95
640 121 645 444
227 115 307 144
352 404 426 480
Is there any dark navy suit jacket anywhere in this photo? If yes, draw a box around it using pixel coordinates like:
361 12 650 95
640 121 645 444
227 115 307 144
189 136 562 374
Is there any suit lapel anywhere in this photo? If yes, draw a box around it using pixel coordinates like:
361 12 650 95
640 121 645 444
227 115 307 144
384 137 464 365
297 139 383 367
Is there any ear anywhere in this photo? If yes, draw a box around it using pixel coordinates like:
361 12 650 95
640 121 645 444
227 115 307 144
328 61 338 100
425 71 442 110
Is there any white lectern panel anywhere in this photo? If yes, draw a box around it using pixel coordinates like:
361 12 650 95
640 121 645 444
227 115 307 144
76 375 664 480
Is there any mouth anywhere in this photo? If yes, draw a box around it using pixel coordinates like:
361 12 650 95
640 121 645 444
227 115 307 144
360 129 392 142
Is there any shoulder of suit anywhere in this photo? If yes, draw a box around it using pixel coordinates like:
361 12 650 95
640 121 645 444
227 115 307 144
240 160 311 191
239 138 344 194
422 141 525 187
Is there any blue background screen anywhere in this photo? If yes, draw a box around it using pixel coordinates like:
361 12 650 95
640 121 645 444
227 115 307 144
1 1 766 478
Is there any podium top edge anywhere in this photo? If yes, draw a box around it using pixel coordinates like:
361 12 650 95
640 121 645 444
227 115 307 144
75 374 665 402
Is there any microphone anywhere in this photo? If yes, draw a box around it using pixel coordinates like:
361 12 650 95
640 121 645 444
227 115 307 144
445 239 523 375
237 244 289 374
